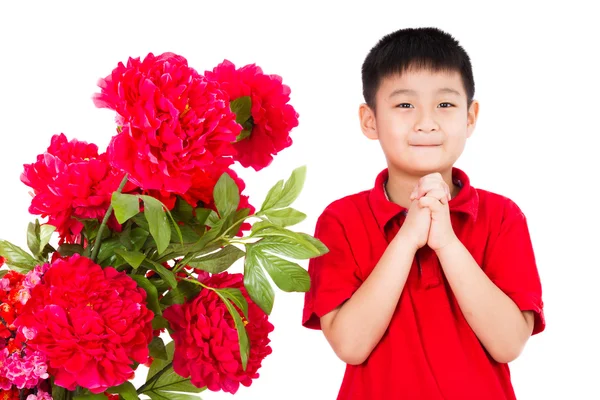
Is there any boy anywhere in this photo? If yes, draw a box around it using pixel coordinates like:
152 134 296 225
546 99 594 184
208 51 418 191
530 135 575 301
302 27 545 400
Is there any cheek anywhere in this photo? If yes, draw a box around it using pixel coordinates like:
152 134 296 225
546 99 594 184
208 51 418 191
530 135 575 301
376 113 410 140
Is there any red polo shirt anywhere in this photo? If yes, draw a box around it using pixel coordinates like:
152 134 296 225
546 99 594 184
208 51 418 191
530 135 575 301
303 167 545 400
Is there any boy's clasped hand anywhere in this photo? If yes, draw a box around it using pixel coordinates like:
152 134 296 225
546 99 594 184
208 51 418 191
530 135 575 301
402 172 458 252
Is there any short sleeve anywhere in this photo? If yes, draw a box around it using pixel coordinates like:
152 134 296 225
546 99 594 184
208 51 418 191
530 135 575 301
302 210 362 330
483 200 545 335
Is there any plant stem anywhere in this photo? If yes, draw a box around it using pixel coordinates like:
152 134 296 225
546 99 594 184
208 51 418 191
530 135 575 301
182 277 210 289
90 174 128 262
212 214 251 243
136 362 173 394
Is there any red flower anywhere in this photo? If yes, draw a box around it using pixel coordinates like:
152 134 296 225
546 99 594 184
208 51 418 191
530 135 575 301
94 52 242 195
21 134 130 244
163 272 274 394
183 164 254 218
0 257 4 267
205 60 299 171
0 387 19 400
14 254 154 394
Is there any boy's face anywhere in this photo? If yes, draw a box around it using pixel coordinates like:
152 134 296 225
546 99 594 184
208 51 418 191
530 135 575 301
360 68 479 175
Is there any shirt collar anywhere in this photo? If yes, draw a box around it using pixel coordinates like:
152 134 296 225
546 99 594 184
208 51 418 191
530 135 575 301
368 167 479 232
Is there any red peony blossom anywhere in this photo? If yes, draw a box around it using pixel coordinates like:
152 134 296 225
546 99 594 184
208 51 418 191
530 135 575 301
163 272 274 394
183 164 254 216
21 134 131 244
94 52 242 195
14 254 154 394
0 387 19 400
205 60 299 171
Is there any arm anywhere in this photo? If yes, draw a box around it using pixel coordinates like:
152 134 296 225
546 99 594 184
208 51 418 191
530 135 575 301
320 233 416 365
414 174 543 364
436 239 535 363
319 198 431 366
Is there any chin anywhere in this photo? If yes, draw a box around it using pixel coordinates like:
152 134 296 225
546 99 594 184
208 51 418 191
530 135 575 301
393 160 451 175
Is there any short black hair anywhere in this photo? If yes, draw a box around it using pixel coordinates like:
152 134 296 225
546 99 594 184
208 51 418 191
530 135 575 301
361 27 475 110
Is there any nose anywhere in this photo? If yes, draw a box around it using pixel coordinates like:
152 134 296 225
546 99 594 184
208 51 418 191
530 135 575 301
414 110 439 132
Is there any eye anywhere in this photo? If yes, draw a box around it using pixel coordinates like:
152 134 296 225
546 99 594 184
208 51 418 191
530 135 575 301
439 102 454 108
396 103 413 108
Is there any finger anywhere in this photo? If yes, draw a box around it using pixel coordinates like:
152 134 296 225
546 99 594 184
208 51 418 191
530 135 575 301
412 181 450 201
421 172 443 183
425 188 449 205
419 196 444 212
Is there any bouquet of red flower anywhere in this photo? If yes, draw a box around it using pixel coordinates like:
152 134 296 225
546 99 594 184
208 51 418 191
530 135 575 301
0 52 327 400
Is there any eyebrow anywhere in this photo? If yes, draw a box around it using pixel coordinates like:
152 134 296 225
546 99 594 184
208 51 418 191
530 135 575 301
389 87 462 98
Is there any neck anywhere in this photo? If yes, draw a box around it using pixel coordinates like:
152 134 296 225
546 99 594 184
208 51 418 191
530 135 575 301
385 165 460 209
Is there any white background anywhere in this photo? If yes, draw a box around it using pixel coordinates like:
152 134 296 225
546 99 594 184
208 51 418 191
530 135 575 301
1 1 599 399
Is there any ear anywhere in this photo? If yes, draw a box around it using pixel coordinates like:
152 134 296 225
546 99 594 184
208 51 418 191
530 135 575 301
466 99 480 139
359 103 378 140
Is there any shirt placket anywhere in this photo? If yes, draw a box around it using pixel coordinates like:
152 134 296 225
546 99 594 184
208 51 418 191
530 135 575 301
415 246 442 289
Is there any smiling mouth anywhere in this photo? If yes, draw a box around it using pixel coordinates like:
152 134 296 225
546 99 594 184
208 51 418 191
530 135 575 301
411 144 442 147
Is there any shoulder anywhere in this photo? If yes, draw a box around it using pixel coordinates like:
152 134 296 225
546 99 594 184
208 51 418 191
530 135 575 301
320 189 371 219
314 189 371 230
475 187 528 223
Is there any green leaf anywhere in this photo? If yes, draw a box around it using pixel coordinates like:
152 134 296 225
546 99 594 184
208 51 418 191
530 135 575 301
114 248 146 269
142 196 172 255
52 384 68 400
152 315 170 330
39 224 55 255
250 220 273 234
263 207 307 227
112 192 141 224
160 279 201 307
81 218 101 241
120 227 149 252
187 245 245 274
254 236 316 260
213 172 240 218
149 278 171 296
173 197 195 223
132 213 150 231
229 208 251 236
0 270 8 279
252 226 328 259
148 341 174 380
96 237 124 265
147 392 204 400
273 166 307 209
107 381 139 400
57 244 84 257
260 179 284 212
144 342 206 396
236 129 252 142
254 249 310 292
215 290 250 370
143 259 178 289
297 232 329 255
206 210 220 227
190 213 231 250
130 275 161 316
26 220 41 256
230 96 252 125
73 395 107 400
244 247 275 314
193 208 212 226
217 287 249 318
176 223 203 243
149 336 168 360
0 240 38 273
